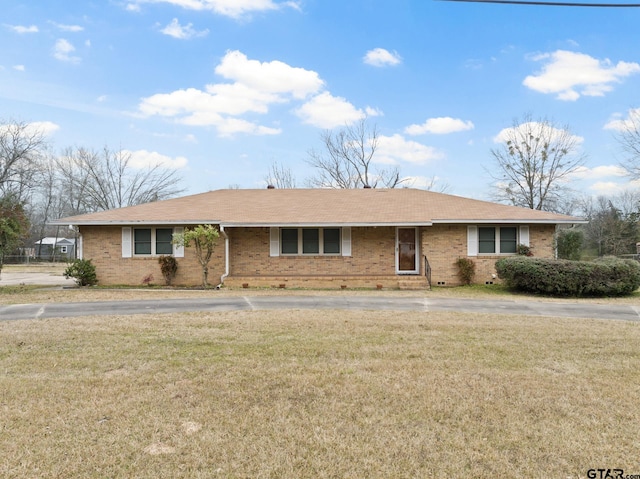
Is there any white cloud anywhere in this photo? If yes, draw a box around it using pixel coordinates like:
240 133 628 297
125 149 188 169
6 24 38 34
13 65 25 72
493 122 584 146
523 50 640 101
214 118 281 137
365 106 383 117
215 50 323 99
405 117 474 135
571 165 627 179
140 50 324 135
2 121 61 137
376 134 444 165
127 0 299 19
402 175 445 190
50 22 84 32
363 48 402 67
589 181 628 195
139 50 369 136
160 18 209 39
295 92 364 129
604 108 640 132
52 39 81 63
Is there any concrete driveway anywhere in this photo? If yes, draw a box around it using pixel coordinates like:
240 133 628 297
0 271 76 287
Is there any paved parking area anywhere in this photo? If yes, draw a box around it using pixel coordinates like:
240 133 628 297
0 271 76 287
2 295 639 322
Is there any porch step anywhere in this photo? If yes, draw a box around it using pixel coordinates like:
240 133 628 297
397 277 429 290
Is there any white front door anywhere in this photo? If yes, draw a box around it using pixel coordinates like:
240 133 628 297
396 227 418 274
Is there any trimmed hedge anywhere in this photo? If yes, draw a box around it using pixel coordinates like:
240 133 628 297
495 256 640 297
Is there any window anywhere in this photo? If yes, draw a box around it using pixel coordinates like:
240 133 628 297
302 229 319 254
281 228 298 254
280 228 341 255
477 226 518 254
60 246 68 254
499 227 517 254
323 228 341 254
134 229 152 255
134 228 176 256
156 228 174 255
478 227 496 254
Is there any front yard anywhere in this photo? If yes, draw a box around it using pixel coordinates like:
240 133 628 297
1 307 639 478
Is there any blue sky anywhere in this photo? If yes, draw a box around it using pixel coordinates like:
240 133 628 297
2 0 640 201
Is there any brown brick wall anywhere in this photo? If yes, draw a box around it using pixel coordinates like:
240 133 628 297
80 223 557 287
228 227 396 276
79 225 225 286
421 224 556 286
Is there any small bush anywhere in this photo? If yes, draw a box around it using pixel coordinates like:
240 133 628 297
64 259 98 287
495 256 640 297
455 257 476 285
158 255 178 285
516 244 533 256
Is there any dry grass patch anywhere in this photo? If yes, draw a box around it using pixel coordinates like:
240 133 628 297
1 310 639 478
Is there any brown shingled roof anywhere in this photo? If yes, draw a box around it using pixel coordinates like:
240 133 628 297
53 188 583 226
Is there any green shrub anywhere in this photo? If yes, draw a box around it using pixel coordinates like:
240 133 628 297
455 257 476 285
64 259 98 287
158 255 178 285
556 229 583 261
495 256 640 297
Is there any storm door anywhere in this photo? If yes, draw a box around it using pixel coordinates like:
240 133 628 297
396 227 418 274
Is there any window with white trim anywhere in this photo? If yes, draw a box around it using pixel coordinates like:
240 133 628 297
280 228 341 255
478 226 518 254
133 227 176 256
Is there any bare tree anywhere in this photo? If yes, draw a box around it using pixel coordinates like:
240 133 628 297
56 146 185 212
306 118 403 189
488 114 586 211
615 108 640 179
265 161 296 188
29 154 68 254
0 119 48 201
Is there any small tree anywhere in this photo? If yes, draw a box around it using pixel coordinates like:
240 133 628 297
0 195 30 277
556 229 583 260
173 224 219 288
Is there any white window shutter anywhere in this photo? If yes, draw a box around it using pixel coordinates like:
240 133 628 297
270 227 280 257
76 235 83 260
341 227 352 256
173 227 184 258
519 225 530 247
122 227 132 258
467 226 478 256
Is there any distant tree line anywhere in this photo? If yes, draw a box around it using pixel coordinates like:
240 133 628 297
0 118 184 261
